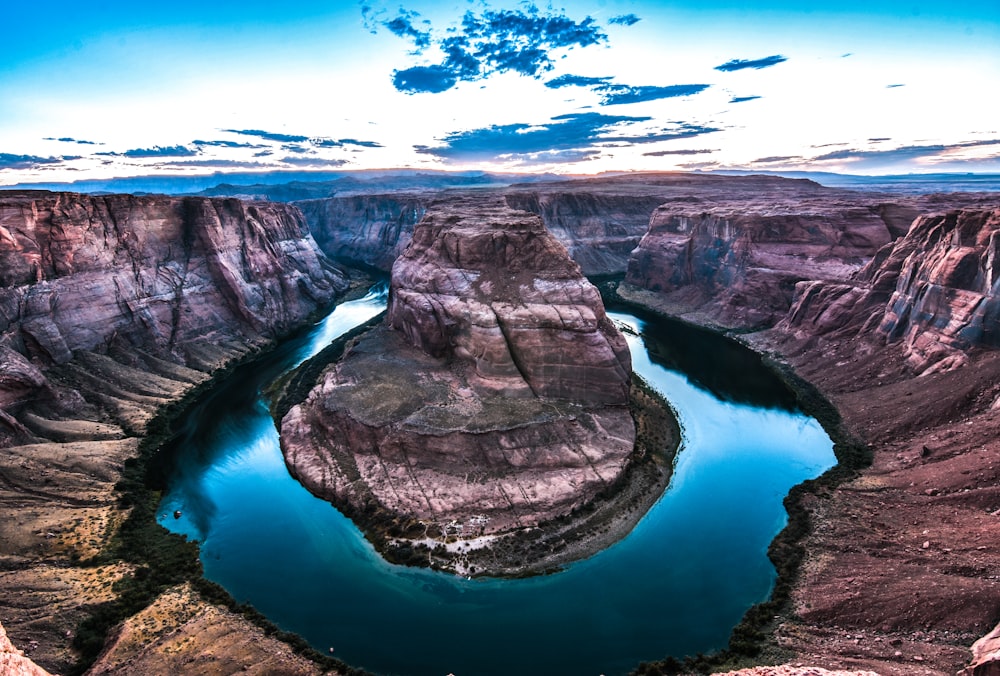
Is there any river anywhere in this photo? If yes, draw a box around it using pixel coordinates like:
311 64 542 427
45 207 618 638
157 285 835 676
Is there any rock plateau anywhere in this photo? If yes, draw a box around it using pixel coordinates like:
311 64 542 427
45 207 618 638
279 194 642 570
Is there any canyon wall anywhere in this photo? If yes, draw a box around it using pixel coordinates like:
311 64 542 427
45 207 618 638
0 192 347 371
503 191 667 276
295 194 426 271
622 193 997 331
782 208 1000 375
0 190 349 674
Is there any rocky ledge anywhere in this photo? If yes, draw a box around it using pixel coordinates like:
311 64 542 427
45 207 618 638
279 194 674 575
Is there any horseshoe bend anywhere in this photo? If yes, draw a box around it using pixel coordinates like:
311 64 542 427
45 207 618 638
275 193 675 576
0 174 998 676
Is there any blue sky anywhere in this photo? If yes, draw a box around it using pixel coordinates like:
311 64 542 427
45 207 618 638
1 0 998 183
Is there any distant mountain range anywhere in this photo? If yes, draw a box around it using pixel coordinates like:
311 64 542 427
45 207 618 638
4 168 999 198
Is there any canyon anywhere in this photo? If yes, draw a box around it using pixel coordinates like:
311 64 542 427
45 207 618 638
0 174 998 675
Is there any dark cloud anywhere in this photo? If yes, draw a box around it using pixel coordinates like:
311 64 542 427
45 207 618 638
868 137 891 142
752 155 804 163
415 112 719 161
811 142 848 148
886 84 905 88
98 145 198 158
609 14 641 26
253 150 273 157
376 4 608 93
811 139 1000 168
223 129 310 143
282 144 312 154
544 73 709 105
383 10 431 49
393 65 458 93
44 137 101 145
0 153 69 170
598 83 710 105
279 156 349 167
312 138 383 149
192 139 266 149
714 55 788 72
643 149 718 157
729 95 761 103
544 74 613 89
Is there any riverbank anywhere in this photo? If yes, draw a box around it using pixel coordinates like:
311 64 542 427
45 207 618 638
271 318 682 577
611 277 1000 676
600 282 872 675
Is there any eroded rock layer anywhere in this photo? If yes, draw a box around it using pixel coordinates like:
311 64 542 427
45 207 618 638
0 190 349 674
622 192 997 330
783 208 1000 374
281 194 635 541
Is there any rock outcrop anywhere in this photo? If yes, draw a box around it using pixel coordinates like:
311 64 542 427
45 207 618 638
0 622 51 676
295 194 426 271
782 208 1000 374
621 191 997 331
0 192 347 370
960 621 1000 676
280 194 636 559
504 190 668 276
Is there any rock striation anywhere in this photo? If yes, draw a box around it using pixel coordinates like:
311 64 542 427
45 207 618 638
295 194 426 272
0 190 349 673
0 192 347 370
621 190 997 331
280 194 636 554
782 208 1000 374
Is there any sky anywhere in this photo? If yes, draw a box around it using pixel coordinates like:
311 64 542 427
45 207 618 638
1 0 998 184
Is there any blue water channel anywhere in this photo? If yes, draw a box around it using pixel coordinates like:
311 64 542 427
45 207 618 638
157 286 835 676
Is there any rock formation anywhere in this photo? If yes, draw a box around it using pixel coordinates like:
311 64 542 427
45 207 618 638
504 189 668 276
960 621 1000 676
0 192 347 370
621 191 997 330
782 208 1000 374
0 622 51 676
0 190 349 674
295 194 426 271
280 194 636 552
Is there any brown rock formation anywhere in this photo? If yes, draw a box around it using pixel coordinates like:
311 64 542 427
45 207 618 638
0 192 347 369
296 194 426 271
0 190 350 673
280 194 636 565
960 622 1000 676
622 191 997 331
0 622 52 676
782 208 1000 374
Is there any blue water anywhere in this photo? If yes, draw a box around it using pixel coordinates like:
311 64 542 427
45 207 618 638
158 289 835 676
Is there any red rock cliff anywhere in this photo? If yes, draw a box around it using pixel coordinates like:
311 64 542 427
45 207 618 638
0 192 348 370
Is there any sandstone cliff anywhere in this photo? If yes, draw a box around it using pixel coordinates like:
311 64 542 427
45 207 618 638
621 192 996 331
0 190 349 674
295 194 426 271
280 194 639 569
782 208 1000 374
0 192 347 370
